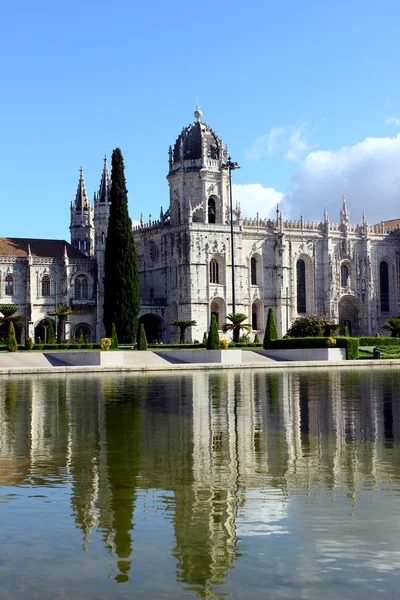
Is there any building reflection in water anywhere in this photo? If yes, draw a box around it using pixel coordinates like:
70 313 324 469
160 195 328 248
0 369 400 596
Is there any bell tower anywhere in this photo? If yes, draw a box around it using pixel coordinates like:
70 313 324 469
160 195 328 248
167 106 230 227
70 167 94 256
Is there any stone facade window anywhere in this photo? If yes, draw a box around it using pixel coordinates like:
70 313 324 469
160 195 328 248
251 257 257 285
42 275 51 297
341 264 349 287
75 275 89 300
297 260 306 313
5 274 14 296
380 261 389 312
208 198 216 224
210 259 219 284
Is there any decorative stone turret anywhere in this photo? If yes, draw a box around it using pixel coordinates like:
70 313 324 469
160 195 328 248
167 106 230 226
70 167 94 256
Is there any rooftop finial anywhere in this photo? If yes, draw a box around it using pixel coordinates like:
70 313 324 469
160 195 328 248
194 96 203 121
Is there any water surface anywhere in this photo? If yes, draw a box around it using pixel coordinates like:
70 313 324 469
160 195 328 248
0 369 400 598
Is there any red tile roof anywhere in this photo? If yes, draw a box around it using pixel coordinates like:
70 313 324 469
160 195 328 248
0 238 88 259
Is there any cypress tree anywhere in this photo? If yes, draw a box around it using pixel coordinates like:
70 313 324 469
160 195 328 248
316 324 323 337
47 321 56 345
137 323 148 350
207 314 220 350
344 322 350 337
263 307 278 348
111 322 119 349
7 322 17 352
103 148 140 343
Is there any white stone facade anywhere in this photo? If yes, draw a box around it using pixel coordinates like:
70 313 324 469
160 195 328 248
1 108 399 343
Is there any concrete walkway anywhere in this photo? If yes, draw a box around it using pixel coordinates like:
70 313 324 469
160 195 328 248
0 350 398 375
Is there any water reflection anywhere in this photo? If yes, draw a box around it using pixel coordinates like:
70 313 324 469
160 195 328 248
0 369 400 598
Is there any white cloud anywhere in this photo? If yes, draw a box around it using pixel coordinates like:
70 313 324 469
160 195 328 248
245 124 309 162
385 117 400 127
233 183 284 218
280 133 400 224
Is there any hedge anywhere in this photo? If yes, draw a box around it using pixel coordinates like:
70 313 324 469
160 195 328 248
358 337 400 347
264 336 359 360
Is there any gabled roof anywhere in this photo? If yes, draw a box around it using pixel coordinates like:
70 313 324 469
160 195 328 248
0 238 88 259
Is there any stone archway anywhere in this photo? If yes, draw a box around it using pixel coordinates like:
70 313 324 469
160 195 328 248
139 314 163 343
339 296 362 336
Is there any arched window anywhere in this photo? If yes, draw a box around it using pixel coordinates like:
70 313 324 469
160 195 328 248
251 257 257 285
208 198 216 224
42 275 51 297
297 259 306 313
5 274 14 296
380 261 389 312
170 260 177 289
341 264 349 287
74 275 89 300
210 259 219 284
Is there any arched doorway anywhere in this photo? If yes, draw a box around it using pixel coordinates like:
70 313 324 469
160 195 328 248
139 314 163 343
73 323 93 342
339 296 362 336
34 318 55 343
0 323 23 344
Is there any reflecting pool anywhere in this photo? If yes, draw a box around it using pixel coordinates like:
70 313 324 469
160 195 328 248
1 369 400 598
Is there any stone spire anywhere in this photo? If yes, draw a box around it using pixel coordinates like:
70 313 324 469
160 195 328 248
98 156 110 204
340 194 349 226
74 167 90 212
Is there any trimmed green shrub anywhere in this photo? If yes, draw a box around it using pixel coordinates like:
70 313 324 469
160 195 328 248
81 343 93 349
47 322 56 345
263 307 278 348
254 333 259 343
344 322 350 337
43 344 57 350
25 337 33 350
137 323 148 350
7 322 17 352
316 324 323 337
359 337 400 347
111 322 119 349
207 314 220 350
264 336 359 360
202 331 208 344
33 344 44 350
67 343 81 350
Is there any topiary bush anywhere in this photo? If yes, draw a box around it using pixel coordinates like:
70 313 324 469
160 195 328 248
207 314 220 350
25 337 33 350
137 323 148 350
263 307 278 348
47 322 56 345
111 322 119 349
7 322 17 352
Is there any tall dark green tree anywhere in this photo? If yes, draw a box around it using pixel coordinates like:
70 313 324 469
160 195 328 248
103 148 140 343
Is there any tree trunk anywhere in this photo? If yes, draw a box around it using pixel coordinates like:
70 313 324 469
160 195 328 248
58 316 67 343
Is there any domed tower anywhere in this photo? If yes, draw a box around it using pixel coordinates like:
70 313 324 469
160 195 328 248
167 106 230 226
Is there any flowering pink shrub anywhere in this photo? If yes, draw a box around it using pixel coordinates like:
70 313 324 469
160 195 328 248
287 315 339 338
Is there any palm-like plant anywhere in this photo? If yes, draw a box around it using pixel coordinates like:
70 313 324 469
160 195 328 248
48 304 73 343
382 317 400 338
0 304 25 341
170 319 197 344
222 313 251 343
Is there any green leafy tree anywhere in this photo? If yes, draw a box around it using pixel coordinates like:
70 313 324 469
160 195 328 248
137 323 148 350
207 314 220 349
7 322 17 352
111 322 119 349
103 148 140 343
170 319 197 344
222 313 251 344
0 304 24 343
263 307 278 348
382 317 400 337
48 304 73 343
47 321 56 344
287 315 339 338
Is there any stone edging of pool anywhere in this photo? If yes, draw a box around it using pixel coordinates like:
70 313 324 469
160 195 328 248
0 349 399 375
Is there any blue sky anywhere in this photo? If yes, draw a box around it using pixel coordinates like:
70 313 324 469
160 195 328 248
2 0 400 239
